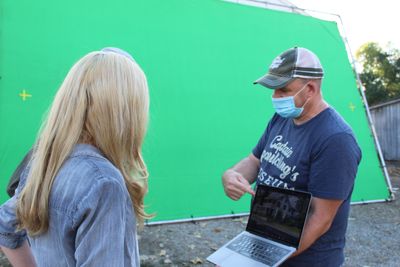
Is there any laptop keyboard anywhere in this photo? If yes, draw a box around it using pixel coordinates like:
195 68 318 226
227 234 291 266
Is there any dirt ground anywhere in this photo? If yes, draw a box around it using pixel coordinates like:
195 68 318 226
139 162 400 267
1 163 399 267
138 205 400 267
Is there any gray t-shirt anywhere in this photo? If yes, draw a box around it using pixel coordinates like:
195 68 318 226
253 107 361 267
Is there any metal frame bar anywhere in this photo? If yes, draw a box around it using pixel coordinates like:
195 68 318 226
144 193 397 225
224 0 395 201
333 15 395 202
145 194 393 225
146 0 395 226
145 213 250 226
223 0 302 13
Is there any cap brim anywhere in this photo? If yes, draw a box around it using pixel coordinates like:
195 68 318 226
253 74 294 89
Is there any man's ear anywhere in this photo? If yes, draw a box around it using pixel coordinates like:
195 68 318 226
307 80 319 97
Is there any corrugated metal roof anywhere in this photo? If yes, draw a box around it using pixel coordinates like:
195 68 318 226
369 98 400 110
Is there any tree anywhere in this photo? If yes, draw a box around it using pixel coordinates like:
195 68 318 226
356 42 400 106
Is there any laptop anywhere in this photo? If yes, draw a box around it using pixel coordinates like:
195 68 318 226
207 184 312 267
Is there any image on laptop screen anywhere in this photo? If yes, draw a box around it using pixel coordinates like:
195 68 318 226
246 185 311 247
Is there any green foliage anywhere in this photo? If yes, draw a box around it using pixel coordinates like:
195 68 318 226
356 42 400 106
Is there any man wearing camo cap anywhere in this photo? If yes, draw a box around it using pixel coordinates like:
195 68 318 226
222 47 362 267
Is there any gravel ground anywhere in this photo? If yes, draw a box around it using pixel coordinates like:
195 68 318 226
139 162 400 267
1 163 399 267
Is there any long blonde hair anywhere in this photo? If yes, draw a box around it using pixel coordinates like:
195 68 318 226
17 49 150 235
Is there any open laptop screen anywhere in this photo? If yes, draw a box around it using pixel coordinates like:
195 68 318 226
246 185 311 248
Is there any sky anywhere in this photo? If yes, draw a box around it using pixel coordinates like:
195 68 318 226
288 0 399 54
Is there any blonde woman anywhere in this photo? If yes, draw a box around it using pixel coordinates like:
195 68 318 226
0 47 150 266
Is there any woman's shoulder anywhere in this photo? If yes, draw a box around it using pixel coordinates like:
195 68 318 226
65 144 123 183
50 144 126 214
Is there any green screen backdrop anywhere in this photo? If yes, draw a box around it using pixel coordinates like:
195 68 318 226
0 0 391 222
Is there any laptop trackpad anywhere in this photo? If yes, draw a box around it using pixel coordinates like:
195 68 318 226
220 253 271 267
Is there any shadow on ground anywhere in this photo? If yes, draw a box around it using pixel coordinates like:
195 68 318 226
0 163 399 267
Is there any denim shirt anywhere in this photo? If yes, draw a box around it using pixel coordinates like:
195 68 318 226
0 144 140 266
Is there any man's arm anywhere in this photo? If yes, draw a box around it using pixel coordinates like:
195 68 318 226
291 197 343 257
292 132 361 257
1 241 37 267
222 154 260 200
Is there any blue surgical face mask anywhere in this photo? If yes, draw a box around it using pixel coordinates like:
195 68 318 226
271 82 310 118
